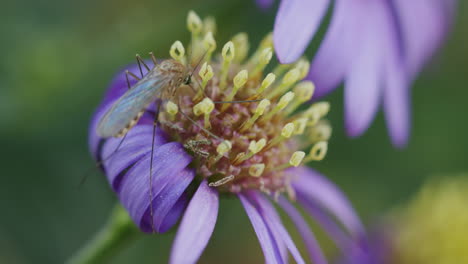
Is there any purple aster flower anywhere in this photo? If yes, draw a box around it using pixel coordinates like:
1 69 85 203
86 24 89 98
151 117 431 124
87 10 365 264
270 0 455 147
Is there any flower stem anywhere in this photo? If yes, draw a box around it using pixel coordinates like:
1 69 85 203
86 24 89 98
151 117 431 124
66 204 139 264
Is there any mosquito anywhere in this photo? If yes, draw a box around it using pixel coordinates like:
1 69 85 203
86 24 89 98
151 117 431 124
96 53 260 233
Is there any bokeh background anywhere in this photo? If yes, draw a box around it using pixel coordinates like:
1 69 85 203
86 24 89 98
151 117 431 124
1 0 467 263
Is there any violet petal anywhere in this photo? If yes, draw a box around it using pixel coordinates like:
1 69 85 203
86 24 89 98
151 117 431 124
239 193 284 264
248 191 306 264
101 125 168 190
308 0 365 98
278 196 327 264
117 142 192 231
393 0 451 76
274 0 330 64
290 167 364 237
147 167 195 233
169 180 219 264
256 0 275 10
344 3 382 138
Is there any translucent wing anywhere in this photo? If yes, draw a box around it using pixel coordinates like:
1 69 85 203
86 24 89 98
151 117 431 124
97 71 171 138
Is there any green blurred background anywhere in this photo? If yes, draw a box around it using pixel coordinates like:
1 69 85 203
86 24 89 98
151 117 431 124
1 0 467 263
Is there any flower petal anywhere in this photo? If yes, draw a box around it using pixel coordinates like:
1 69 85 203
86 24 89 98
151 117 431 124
101 125 169 190
159 193 189 233
146 167 195 233
308 0 365 98
239 193 284 264
273 0 330 64
256 0 275 10
290 167 364 237
383 55 410 148
278 196 327 264
344 4 383 138
170 180 219 264
117 142 192 231
393 0 452 77
248 192 306 264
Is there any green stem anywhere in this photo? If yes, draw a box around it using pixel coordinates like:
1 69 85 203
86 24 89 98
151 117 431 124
66 204 140 264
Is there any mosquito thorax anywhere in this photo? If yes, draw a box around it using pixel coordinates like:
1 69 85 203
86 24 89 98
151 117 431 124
157 11 331 198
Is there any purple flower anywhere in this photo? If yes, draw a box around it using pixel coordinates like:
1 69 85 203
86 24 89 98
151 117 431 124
271 0 455 147
89 11 366 263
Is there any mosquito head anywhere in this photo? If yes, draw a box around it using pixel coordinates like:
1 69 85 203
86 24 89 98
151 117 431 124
183 74 192 85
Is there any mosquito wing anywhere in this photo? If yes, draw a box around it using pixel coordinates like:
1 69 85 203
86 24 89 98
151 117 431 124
97 72 171 138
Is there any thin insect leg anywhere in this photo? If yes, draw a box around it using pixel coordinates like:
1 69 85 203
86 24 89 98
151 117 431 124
136 54 151 72
149 52 157 65
126 70 141 81
177 97 221 140
148 101 161 233
80 133 128 186
213 99 263 104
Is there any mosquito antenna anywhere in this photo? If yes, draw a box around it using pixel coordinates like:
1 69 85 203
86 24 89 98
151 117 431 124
189 49 209 79
213 99 263 104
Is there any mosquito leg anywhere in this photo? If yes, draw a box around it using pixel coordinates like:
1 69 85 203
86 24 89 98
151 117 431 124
148 100 162 233
149 52 157 65
126 70 141 82
136 54 151 75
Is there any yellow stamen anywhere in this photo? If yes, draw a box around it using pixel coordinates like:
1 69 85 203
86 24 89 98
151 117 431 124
249 164 265 177
211 140 232 164
240 99 271 132
219 41 235 89
193 98 214 128
308 120 332 143
304 141 328 162
202 32 216 62
187 10 203 34
268 68 301 99
293 117 308 135
196 62 214 100
203 16 216 35
222 69 248 111
276 151 305 171
165 101 178 121
170 41 186 64
295 59 310 79
262 92 295 121
266 122 295 149
232 32 249 63
285 81 315 115
187 11 203 60
289 151 306 167
234 139 266 165
251 48 273 76
302 102 330 126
